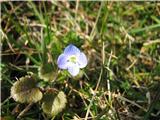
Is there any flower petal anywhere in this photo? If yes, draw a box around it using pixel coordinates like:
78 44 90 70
67 63 80 76
77 52 87 68
64 44 80 55
57 54 68 69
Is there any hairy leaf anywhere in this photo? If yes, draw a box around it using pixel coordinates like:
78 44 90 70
42 90 67 118
11 75 43 103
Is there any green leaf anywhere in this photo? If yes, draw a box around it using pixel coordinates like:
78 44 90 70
38 63 55 81
11 75 43 103
42 90 67 118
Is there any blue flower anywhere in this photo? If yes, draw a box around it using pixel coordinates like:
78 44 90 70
57 44 87 76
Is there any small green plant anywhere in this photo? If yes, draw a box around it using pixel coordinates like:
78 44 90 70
2 1 160 120
10 44 88 119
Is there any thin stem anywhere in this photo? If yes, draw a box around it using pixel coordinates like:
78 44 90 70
17 103 34 119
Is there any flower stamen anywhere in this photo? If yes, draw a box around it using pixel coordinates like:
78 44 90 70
68 55 77 63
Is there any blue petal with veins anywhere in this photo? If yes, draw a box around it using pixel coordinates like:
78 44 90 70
57 44 88 76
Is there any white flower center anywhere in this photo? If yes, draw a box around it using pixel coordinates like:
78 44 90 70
68 55 77 63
